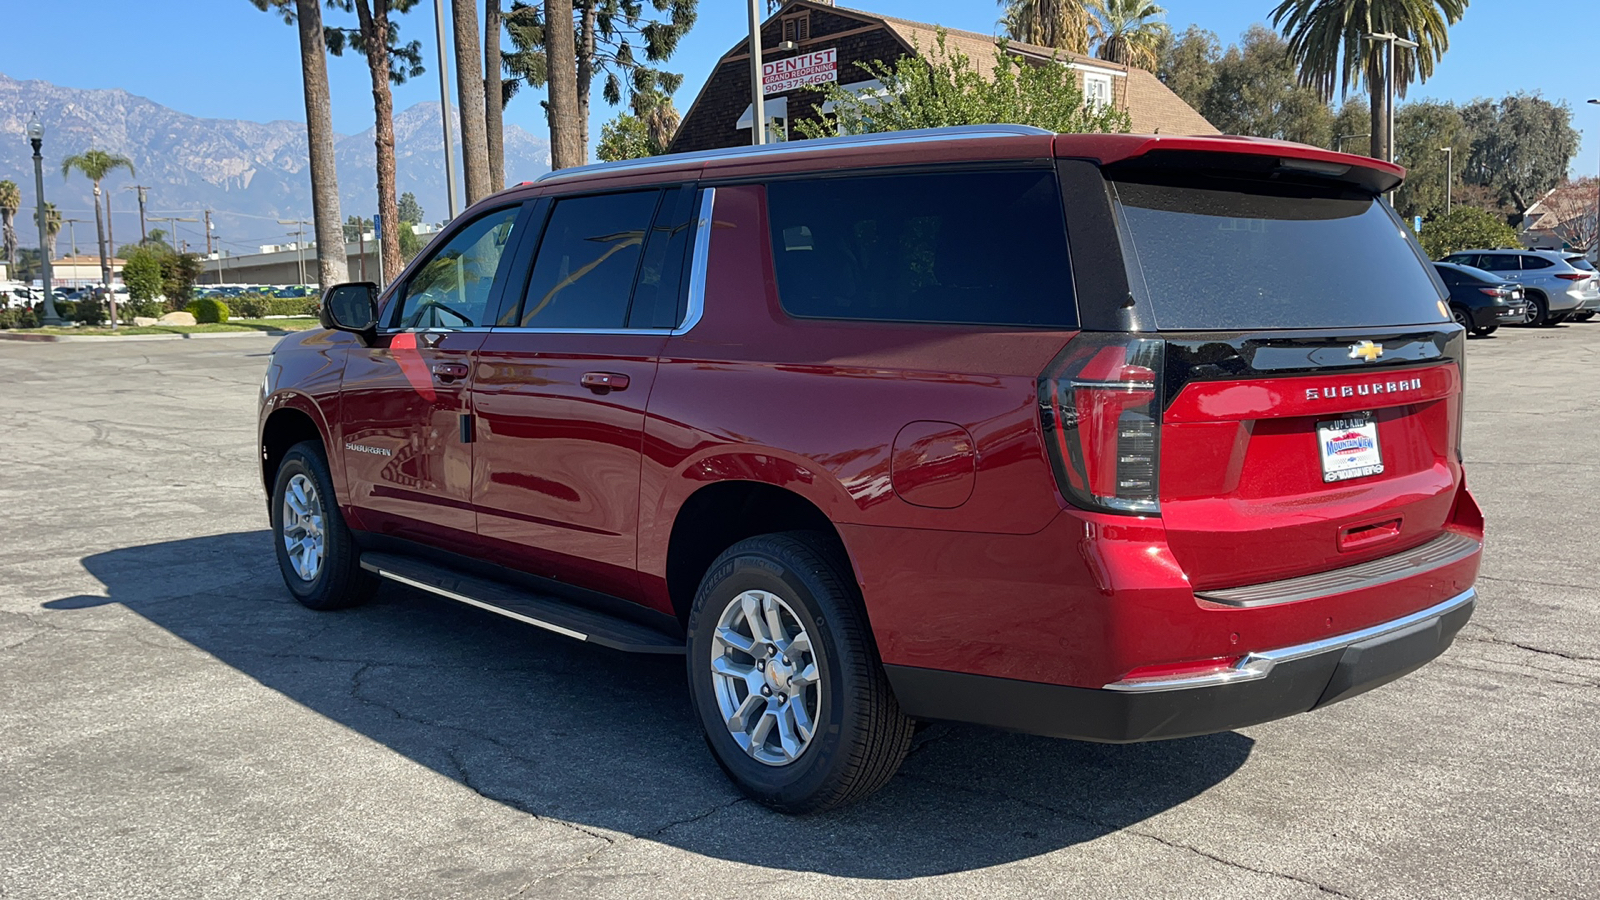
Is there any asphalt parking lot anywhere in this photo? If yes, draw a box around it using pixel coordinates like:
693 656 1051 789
2 325 1597 899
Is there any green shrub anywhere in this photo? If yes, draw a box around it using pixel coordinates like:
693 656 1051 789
122 298 165 319
227 294 271 318
73 297 106 326
186 297 230 324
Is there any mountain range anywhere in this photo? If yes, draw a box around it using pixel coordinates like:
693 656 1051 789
0 73 551 257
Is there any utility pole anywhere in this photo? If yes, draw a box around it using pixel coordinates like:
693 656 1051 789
278 218 311 286
1589 100 1600 262
747 0 766 145
149 215 198 251
63 218 86 257
125 185 150 242
1440 146 1453 213
433 0 461 219
204 210 213 256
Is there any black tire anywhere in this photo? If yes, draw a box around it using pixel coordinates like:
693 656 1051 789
271 440 377 610
1449 304 1471 331
685 532 914 814
1523 293 1548 327
1471 325 1498 337
1572 311 1595 322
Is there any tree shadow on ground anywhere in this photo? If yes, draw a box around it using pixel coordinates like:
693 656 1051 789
47 530 1254 879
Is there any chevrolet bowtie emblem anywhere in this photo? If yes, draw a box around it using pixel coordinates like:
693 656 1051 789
1348 340 1384 362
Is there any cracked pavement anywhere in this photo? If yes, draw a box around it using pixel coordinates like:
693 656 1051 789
1 328 1597 899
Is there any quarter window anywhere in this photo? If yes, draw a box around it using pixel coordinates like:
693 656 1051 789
392 206 520 329
1520 255 1553 270
520 190 661 329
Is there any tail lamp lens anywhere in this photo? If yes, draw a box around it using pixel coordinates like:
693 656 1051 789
1038 334 1165 515
1555 273 1587 281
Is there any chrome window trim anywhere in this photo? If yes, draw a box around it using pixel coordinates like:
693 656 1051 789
1102 587 1476 693
485 187 715 338
533 125 1053 185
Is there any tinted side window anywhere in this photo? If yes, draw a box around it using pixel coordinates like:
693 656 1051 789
1520 255 1553 270
1478 254 1519 271
393 206 520 329
520 190 661 328
766 170 1076 327
627 186 696 329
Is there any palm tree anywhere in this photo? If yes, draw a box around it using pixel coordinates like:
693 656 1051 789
453 0 492 203
0 180 19 271
1271 0 1467 161
1089 0 1169 70
62 148 135 328
484 0 506 192
36 203 61 259
252 0 350 288
997 0 1091 53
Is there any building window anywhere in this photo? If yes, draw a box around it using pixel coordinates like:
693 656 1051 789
1084 72 1112 110
781 12 810 45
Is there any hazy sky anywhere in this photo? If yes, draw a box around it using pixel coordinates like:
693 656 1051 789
6 0 1598 177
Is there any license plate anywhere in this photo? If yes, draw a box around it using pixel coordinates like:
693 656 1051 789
1318 413 1383 483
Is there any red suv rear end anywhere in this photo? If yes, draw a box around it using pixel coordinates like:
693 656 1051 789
262 126 1481 813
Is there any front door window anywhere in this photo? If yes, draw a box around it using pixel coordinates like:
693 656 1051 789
393 207 520 329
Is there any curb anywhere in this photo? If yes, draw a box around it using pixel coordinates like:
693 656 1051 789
0 330 292 343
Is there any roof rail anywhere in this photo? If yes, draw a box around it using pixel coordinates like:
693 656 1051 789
534 124 1054 185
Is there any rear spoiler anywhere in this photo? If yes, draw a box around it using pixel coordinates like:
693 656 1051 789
1054 134 1405 195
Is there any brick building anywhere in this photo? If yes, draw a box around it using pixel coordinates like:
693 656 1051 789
671 1 1218 154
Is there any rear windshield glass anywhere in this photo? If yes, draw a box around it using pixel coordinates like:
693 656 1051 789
1112 179 1446 329
766 170 1076 328
1566 256 1595 272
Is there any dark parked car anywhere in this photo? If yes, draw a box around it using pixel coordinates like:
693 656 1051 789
260 127 1483 812
1432 262 1527 336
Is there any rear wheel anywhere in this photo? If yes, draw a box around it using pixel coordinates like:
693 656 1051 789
271 441 377 610
1471 324 1499 338
1572 311 1595 322
686 532 914 813
1449 305 1472 331
1523 293 1548 327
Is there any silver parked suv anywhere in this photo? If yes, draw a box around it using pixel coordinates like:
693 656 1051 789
1441 249 1600 325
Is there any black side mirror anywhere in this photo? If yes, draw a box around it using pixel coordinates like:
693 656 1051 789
321 282 379 341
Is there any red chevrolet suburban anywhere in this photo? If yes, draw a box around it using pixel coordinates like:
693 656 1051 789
260 126 1483 812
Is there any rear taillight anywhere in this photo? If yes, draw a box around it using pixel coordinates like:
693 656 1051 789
1477 287 1509 298
1038 333 1164 515
1555 273 1587 281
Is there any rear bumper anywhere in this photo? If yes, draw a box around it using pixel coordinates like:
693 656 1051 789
885 588 1475 743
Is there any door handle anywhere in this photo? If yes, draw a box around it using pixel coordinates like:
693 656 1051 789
432 362 470 383
580 372 630 394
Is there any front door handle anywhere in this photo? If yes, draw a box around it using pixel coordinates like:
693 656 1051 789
432 362 470 383
580 372 630 394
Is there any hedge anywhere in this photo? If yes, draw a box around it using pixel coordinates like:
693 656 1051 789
222 293 320 319
186 297 231 324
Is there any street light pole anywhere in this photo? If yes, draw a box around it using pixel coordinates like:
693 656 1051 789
1336 132 1370 153
747 0 765 146
27 115 63 326
434 0 461 219
1588 100 1600 262
1439 146 1452 213
278 219 311 286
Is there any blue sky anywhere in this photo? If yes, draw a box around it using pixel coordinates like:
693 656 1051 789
5 0 1599 176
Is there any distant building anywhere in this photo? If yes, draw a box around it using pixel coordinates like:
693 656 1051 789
671 0 1218 154
51 255 126 288
1520 186 1598 261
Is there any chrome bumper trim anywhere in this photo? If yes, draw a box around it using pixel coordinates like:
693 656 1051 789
1196 532 1481 608
1103 588 1476 693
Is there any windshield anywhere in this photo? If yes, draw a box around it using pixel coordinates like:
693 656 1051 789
1113 178 1447 330
1565 256 1595 272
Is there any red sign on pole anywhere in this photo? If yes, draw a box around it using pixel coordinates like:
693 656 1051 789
762 48 838 95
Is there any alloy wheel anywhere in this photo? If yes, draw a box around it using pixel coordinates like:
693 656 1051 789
281 473 326 582
709 589 822 766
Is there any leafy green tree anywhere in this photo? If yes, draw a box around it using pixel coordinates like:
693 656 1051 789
1201 25 1332 147
1271 0 1467 161
344 215 374 241
1460 93 1580 214
122 246 165 302
143 227 170 249
398 222 423 262
796 32 1131 140
161 251 205 306
1089 0 1168 69
597 113 653 161
1155 25 1219 111
0 180 19 270
1416 205 1518 259
397 191 424 225
997 0 1090 53
1331 97 1370 151
62 148 136 327
1392 99 1465 221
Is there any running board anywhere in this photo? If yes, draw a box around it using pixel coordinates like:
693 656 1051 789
359 552 685 655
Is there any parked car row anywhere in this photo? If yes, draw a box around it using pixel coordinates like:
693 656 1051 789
1436 249 1600 332
194 284 317 300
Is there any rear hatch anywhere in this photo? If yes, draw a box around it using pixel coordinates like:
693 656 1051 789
1040 157 1464 590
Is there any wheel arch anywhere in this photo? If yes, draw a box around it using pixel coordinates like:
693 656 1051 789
260 396 334 499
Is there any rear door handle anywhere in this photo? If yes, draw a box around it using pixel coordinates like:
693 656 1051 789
432 362 470 383
580 372 630 394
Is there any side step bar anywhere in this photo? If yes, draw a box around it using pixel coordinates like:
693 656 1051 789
360 552 685 655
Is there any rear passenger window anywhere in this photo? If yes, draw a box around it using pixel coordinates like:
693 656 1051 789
766 170 1076 327
1520 255 1553 270
520 190 661 329
1478 255 1519 271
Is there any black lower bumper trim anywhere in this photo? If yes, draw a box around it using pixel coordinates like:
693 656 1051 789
884 594 1474 743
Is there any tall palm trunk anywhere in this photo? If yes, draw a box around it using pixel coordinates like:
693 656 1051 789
296 0 349 288
452 0 491 203
545 0 583 170
354 0 402 283
484 0 505 192
575 3 595 159
91 180 118 329
1368 54 1388 162
1 210 15 271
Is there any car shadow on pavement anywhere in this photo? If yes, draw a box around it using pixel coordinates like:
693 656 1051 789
47 531 1254 879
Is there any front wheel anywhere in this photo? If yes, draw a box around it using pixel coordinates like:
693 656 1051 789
271 441 377 610
686 532 914 813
